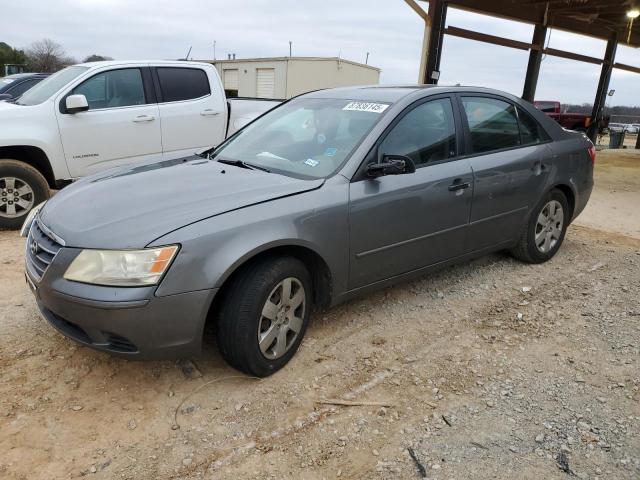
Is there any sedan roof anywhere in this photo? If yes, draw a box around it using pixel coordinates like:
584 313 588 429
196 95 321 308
302 84 531 104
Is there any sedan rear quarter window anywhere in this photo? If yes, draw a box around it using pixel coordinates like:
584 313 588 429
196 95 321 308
156 67 210 102
518 107 550 145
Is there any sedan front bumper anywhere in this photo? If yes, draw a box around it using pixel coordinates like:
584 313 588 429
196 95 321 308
27 245 218 360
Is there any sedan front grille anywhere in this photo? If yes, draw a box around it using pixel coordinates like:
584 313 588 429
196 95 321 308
26 219 63 281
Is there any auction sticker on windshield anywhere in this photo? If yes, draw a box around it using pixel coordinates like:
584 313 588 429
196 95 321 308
343 101 389 113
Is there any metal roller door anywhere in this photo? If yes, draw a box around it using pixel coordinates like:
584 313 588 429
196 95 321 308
223 69 239 90
256 68 275 98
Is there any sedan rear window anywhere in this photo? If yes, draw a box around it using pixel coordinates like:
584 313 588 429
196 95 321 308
156 67 210 102
213 98 388 179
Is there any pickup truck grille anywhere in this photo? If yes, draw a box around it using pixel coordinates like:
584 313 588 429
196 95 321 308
26 219 63 281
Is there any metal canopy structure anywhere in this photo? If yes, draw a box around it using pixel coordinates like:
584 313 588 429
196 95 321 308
405 0 640 144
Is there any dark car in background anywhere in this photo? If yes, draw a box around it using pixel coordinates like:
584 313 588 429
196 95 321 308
22 85 594 377
0 73 49 102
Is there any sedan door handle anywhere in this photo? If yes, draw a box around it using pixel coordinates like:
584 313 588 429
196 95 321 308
200 109 220 116
132 115 155 123
448 179 471 192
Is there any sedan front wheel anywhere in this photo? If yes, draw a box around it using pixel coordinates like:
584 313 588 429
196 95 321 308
217 256 312 377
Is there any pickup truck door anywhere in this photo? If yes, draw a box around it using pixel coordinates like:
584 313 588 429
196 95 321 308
458 95 551 250
153 66 227 159
56 67 162 178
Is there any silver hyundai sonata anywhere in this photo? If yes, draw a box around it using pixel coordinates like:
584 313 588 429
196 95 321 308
22 85 594 376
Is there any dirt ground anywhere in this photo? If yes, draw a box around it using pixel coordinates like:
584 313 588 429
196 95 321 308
1 150 639 480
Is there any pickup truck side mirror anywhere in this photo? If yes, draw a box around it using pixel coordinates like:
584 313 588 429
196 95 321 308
65 94 89 114
366 154 416 178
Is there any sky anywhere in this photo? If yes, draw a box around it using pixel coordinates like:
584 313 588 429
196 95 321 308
3 0 639 106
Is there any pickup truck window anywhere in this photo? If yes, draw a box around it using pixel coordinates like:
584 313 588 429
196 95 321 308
16 66 88 106
213 98 385 179
156 67 210 102
72 68 146 110
462 97 520 154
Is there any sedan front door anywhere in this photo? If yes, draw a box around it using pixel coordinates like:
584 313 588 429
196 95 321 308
348 96 473 289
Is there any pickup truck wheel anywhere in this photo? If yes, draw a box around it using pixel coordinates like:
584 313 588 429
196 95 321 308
217 256 312 377
510 188 569 264
0 159 50 230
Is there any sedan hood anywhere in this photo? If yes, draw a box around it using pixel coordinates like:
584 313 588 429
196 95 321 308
40 156 324 248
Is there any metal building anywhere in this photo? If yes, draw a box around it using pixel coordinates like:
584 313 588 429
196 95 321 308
205 56 380 99
404 0 640 144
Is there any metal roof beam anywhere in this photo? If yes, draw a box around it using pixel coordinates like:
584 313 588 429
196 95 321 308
444 26 535 51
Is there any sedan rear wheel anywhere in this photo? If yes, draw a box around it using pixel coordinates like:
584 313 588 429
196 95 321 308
510 189 569 264
217 256 312 377
534 200 564 254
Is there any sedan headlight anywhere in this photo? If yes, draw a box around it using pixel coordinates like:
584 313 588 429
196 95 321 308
64 245 179 286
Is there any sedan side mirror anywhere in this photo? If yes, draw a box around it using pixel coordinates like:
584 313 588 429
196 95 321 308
0 93 12 101
366 154 416 178
65 94 89 114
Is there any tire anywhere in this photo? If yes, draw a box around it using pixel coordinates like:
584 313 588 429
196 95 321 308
510 188 569 264
217 256 312 377
0 159 50 230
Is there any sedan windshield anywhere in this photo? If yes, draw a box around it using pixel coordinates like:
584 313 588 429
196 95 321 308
213 98 390 179
16 66 89 106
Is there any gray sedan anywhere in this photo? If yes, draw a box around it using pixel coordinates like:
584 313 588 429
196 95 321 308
23 85 594 376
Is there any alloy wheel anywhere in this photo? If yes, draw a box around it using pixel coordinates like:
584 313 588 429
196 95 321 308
0 177 34 219
258 277 306 360
535 200 564 253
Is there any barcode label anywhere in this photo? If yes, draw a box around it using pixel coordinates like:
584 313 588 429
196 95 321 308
343 101 390 113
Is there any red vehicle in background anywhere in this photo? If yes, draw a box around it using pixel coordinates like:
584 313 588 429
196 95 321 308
534 100 608 132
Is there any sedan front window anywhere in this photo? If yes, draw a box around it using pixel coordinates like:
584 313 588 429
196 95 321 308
213 98 390 179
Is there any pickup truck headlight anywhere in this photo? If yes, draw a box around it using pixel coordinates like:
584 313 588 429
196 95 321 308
64 245 179 286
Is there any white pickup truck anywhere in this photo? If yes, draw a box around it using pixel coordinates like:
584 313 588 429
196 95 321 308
0 60 280 229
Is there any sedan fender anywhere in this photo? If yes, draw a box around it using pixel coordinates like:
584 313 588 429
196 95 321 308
151 176 350 301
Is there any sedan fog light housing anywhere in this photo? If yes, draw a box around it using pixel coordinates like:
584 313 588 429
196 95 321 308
64 245 179 286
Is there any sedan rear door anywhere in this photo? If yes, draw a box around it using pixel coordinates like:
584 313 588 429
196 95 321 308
457 95 552 251
348 95 473 289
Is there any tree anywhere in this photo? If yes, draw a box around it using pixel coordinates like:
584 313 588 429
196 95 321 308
0 42 27 75
25 39 75 73
82 54 113 63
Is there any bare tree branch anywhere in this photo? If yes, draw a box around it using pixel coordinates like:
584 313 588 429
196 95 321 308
25 39 75 73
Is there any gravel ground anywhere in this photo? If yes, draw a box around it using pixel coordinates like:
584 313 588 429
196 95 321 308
0 151 638 480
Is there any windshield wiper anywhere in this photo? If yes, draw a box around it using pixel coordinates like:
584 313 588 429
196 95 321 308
217 158 271 173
